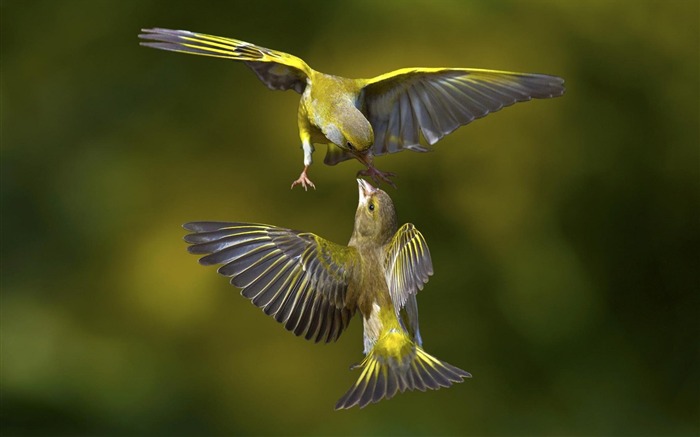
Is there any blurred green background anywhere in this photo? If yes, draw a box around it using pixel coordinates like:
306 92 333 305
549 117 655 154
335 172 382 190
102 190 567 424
2 0 698 435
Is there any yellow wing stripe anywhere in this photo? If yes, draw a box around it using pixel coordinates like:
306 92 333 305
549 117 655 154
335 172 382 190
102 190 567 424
364 67 561 86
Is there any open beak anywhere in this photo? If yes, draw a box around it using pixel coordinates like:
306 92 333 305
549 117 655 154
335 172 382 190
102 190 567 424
357 178 377 205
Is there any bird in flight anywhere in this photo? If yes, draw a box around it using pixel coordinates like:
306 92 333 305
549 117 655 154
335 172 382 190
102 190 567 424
183 179 470 409
140 28 565 190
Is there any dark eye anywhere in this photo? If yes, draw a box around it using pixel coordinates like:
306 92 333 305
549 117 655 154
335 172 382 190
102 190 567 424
368 203 375 211
347 142 354 150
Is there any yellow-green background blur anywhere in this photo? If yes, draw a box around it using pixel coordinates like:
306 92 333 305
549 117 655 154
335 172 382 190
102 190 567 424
2 1 698 435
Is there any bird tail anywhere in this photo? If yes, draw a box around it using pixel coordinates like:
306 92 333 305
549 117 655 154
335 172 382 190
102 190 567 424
334 330 470 410
139 28 287 62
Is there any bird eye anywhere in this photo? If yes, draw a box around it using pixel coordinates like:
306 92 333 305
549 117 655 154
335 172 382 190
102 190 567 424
347 142 354 150
368 203 375 212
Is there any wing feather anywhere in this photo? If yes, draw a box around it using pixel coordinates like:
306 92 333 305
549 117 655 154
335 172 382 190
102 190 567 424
384 224 433 345
361 67 565 158
399 92 419 150
184 222 357 343
303 294 323 340
247 258 295 306
385 224 433 307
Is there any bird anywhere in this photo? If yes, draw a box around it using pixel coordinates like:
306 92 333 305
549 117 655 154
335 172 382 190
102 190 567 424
183 178 471 409
139 28 565 190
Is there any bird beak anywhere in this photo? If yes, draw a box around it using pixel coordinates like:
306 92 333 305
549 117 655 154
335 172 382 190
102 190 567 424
357 178 377 205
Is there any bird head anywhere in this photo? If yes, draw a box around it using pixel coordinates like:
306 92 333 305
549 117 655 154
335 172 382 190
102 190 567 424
341 106 374 152
353 178 397 244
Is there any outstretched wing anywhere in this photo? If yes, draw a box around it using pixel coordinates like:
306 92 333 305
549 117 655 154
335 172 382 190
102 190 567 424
139 28 311 93
361 67 565 157
384 223 433 344
184 222 357 343
401 295 423 347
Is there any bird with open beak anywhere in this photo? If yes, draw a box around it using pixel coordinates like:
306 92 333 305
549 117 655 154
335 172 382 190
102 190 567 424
183 179 470 409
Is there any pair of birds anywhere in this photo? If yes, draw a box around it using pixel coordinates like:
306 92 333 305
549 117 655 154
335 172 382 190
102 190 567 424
140 27 565 409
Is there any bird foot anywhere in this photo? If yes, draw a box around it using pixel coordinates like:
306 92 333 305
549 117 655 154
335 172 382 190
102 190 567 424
290 167 316 191
357 166 397 189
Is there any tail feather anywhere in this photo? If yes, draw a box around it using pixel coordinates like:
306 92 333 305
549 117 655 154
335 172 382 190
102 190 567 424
139 28 311 93
335 346 470 410
139 28 270 61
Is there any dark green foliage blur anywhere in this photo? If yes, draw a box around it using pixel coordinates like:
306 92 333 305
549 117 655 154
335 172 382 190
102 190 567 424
2 0 698 435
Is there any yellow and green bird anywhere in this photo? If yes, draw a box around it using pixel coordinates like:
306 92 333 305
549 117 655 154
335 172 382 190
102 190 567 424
183 179 470 409
140 28 565 190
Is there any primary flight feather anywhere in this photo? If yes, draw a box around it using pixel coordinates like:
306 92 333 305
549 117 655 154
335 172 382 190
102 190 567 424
140 28 565 189
183 179 470 409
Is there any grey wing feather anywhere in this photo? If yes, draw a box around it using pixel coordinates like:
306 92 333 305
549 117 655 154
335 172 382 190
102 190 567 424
362 67 565 158
402 294 423 347
184 221 356 343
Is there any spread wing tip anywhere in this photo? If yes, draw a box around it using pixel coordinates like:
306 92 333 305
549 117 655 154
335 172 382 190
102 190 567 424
140 28 195 36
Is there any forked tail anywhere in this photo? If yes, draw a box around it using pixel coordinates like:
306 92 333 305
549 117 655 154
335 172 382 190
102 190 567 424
335 335 471 410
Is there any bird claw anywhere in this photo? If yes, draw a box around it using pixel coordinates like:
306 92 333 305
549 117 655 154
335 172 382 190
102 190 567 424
357 166 397 189
290 168 316 191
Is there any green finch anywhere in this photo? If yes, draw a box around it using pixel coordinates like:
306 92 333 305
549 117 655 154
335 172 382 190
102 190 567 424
183 179 470 409
139 28 565 189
